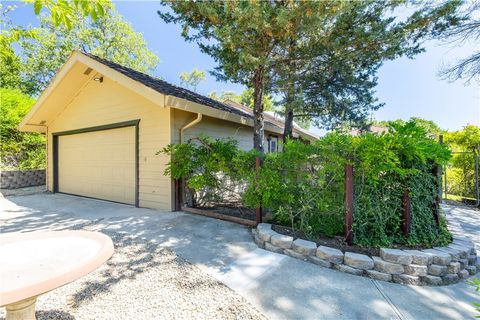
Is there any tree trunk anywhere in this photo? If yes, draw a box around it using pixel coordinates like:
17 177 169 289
283 85 295 144
282 40 295 145
252 68 265 153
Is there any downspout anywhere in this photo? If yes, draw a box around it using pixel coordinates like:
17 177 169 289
179 113 202 143
176 113 202 211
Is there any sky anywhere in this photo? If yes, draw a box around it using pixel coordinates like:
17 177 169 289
5 0 480 134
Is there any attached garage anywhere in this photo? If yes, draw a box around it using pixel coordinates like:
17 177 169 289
53 121 139 206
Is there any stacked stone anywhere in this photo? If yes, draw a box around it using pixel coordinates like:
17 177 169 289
253 223 478 286
0 169 46 189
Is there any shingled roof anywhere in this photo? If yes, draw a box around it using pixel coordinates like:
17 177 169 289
83 52 317 139
84 52 250 118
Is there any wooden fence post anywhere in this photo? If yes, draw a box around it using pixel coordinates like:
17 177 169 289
402 190 411 235
255 156 263 225
345 163 354 245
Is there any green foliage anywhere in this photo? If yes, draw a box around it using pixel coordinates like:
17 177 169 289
250 134 351 238
469 277 480 317
352 121 451 247
446 125 480 154
161 120 452 248
158 136 247 206
0 88 45 169
0 4 38 90
208 88 276 112
3 4 159 96
159 1 306 151
179 68 206 92
444 125 480 198
160 1 462 150
376 117 443 139
27 0 111 29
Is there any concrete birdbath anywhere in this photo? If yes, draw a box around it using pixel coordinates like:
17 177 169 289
0 231 114 320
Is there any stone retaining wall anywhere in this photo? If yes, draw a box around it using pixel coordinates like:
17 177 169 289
253 223 479 286
0 169 45 189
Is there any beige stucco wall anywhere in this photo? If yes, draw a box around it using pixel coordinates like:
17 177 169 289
171 108 283 151
47 77 172 210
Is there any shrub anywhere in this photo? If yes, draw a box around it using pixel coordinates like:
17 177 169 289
0 88 45 170
244 134 351 238
352 121 451 247
160 120 452 248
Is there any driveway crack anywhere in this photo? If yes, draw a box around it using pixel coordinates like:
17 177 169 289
371 279 408 320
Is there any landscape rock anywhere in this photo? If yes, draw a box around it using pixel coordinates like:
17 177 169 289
316 246 344 264
344 252 374 270
403 250 432 266
270 234 294 249
334 264 364 276
466 265 477 275
434 247 461 261
404 264 428 277
447 262 461 274
447 244 468 258
422 249 452 266
365 270 392 282
442 273 459 285
422 275 442 286
258 228 277 242
458 258 468 269
458 269 470 279
380 248 412 265
308 256 333 268
253 234 265 248
468 255 477 265
284 249 307 260
264 242 283 254
393 274 421 285
372 256 404 274
428 264 447 276
292 239 317 256
256 223 272 231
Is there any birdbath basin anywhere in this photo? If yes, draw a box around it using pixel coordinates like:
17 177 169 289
0 231 114 320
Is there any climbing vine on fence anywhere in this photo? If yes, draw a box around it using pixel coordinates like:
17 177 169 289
159 120 452 248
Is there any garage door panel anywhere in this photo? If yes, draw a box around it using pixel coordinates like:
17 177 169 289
58 126 135 205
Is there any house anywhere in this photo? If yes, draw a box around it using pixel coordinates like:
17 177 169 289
19 51 317 211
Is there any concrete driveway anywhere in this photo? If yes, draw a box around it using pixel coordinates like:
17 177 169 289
1 192 479 319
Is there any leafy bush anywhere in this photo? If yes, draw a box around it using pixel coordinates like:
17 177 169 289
244 134 351 238
160 120 452 248
0 88 45 170
158 135 257 207
352 121 451 247
444 125 480 199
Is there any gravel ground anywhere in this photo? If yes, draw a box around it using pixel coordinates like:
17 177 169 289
0 229 266 320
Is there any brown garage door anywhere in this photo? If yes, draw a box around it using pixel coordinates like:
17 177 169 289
57 126 136 205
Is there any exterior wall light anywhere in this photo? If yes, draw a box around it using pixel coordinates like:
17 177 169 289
93 76 103 83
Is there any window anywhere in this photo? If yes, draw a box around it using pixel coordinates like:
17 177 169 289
267 135 278 153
